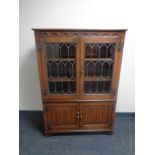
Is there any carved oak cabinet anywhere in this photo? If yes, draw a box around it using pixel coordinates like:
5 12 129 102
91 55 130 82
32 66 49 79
32 29 126 136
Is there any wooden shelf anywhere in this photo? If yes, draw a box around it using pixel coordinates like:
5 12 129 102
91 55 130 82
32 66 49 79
85 58 113 61
47 58 113 62
84 76 111 81
47 58 75 61
48 77 76 82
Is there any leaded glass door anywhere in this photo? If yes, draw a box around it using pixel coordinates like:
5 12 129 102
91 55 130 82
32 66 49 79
80 38 119 99
40 37 80 100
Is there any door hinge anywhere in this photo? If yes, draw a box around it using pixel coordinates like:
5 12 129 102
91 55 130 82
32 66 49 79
38 43 46 50
116 44 123 52
41 89 47 96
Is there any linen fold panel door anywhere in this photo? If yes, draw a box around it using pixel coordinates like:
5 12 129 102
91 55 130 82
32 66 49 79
46 43 76 94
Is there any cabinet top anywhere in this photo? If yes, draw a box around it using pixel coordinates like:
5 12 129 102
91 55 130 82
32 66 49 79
32 28 127 32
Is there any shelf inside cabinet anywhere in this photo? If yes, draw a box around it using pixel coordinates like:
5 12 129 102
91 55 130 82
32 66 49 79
47 58 75 61
85 58 113 62
48 77 76 82
84 76 111 81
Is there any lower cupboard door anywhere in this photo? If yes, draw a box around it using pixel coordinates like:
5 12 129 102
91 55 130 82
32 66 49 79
80 102 114 130
43 103 79 131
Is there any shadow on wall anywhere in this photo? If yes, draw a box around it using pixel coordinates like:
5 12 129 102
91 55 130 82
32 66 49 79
19 47 42 110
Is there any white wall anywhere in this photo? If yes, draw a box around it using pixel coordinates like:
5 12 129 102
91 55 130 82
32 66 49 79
19 0 135 112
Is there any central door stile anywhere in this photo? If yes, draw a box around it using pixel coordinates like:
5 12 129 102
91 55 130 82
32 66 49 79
79 38 84 99
77 103 81 128
79 103 83 128
76 38 81 99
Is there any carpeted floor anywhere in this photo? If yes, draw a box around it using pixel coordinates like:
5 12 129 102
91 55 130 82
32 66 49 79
19 111 135 155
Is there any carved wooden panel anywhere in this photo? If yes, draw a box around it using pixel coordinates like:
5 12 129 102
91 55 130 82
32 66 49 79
44 103 79 130
80 102 113 129
39 31 121 38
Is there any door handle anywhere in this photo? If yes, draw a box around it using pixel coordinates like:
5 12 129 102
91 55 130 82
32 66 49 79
76 112 80 119
76 112 83 119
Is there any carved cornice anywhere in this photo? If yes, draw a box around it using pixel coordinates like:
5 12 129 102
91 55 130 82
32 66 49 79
39 31 121 38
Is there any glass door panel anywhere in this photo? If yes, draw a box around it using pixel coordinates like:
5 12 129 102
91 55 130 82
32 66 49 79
83 42 116 94
45 43 77 95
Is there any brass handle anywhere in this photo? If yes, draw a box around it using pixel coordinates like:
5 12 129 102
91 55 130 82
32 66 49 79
76 112 83 119
76 112 80 119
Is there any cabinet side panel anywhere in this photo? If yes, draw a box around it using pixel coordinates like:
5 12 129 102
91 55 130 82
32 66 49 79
34 31 45 98
114 32 126 98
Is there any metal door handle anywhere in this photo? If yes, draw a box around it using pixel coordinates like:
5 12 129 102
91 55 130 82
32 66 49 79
76 112 80 119
76 112 83 119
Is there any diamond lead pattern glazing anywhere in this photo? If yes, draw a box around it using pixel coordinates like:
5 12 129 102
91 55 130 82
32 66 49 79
45 43 76 94
84 43 115 94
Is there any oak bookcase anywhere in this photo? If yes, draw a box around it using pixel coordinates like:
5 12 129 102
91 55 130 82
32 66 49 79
33 29 127 136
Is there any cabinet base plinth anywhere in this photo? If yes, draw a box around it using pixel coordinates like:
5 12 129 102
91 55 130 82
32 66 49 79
44 128 113 136
44 133 50 137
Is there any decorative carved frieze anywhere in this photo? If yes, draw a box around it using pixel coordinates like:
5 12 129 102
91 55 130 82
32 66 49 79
39 31 120 38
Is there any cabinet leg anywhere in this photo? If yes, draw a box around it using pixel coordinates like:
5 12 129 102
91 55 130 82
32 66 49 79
44 133 50 137
107 131 113 135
